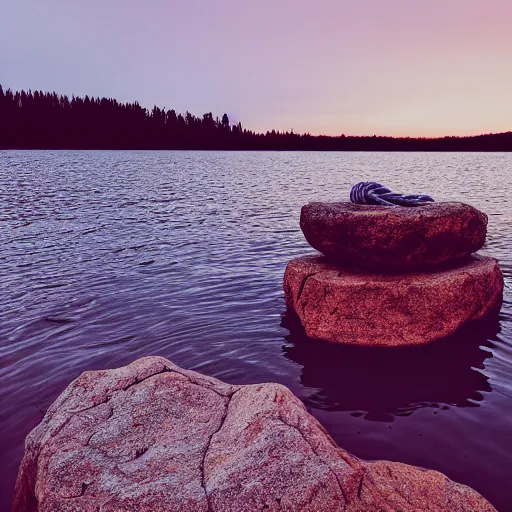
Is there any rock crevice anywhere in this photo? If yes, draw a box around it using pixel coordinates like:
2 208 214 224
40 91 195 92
200 387 241 511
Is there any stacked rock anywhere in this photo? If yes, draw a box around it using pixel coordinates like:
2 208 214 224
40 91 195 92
284 188 504 347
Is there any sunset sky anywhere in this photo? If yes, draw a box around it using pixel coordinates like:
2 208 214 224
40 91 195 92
1 0 511 137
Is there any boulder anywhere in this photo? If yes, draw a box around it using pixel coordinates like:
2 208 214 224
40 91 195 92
14 357 495 511
300 201 487 271
284 254 503 346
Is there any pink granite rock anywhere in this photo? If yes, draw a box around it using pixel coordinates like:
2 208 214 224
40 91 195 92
13 357 496 511
284 254 503 346
300 201 487 271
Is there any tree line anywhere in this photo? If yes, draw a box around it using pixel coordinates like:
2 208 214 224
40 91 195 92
1 85 511 151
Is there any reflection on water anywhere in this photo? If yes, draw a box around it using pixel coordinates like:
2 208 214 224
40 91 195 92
282 311 499 421
1 150 512 510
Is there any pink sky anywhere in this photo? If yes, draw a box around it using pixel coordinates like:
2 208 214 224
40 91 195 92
1 0 511 137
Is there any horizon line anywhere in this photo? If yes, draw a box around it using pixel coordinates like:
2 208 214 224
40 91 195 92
2 83 511 142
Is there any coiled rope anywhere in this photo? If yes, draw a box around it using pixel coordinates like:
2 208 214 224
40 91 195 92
350 182 434 207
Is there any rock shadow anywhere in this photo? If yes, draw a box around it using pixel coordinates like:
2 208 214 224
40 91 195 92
282 310 501 422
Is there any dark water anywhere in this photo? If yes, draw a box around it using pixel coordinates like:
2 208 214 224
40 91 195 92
1 150 511 511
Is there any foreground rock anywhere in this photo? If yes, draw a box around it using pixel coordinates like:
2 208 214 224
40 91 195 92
300 201 487 271
14 357 495 511
284 254 503 346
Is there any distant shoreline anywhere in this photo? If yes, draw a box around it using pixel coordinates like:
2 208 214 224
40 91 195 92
2 85 511 152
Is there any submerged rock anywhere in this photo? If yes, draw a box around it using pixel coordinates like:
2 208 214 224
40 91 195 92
14 357 496 511
300 201 487 271
284 254 503 346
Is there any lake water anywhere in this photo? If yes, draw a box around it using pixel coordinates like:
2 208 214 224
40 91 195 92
1 150 511 510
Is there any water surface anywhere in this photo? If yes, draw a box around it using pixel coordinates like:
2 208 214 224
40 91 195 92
1 151 511 510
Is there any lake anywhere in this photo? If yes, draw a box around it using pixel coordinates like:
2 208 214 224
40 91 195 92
1 150 511 510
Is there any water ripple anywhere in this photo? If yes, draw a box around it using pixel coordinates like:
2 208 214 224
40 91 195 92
0 150 511 510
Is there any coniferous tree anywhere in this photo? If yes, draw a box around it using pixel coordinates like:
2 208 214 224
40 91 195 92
0 84 511 150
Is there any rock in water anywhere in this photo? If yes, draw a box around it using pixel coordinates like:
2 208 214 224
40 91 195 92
284 254 503 346
300 201 487 271
13 357 496 511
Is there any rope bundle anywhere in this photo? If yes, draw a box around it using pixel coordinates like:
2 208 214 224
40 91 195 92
350 182 434 207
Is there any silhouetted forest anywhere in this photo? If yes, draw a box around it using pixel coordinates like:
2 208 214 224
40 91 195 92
1 85 511 151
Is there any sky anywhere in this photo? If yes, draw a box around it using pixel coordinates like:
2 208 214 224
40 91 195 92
1 0 511 137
